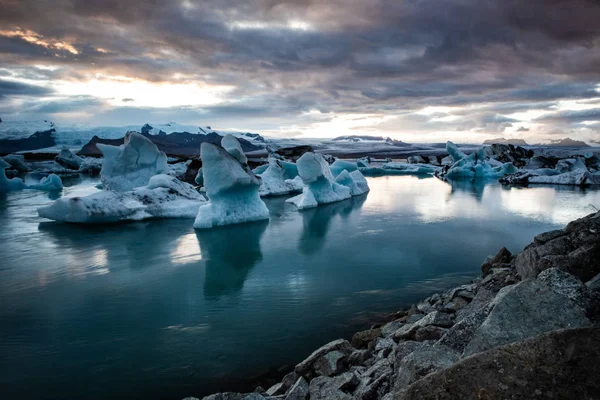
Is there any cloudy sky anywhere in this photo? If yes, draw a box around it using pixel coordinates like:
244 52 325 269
1 0 600 142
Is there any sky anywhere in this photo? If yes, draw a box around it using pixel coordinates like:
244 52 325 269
1 0 600 143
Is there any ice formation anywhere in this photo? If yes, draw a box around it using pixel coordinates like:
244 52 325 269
3 154 30 171
194 138 269 229
359 162 439 176
439 141 517 179
335 170 370 195
38 174 205 223
97 131 168 192
329 160 358 176
286 152 352 210
28 174 63 191
0 159 26 191
55 147 83 170
500 156 600 186
258 158 304 196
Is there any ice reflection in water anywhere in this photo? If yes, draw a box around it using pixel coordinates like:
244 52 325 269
0 175 599 400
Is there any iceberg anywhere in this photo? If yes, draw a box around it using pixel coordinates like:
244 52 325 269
439 141 517 179
194 137 269 229
97 131 168 192
258 158 304 197
55 146 83 170
0 159 26 191
286 152 351 210
3 154 30 172
329 160 358 176
335 169 370 195
28 174 63 191
38 174 205 223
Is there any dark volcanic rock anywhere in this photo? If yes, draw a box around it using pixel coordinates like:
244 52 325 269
275 145 314 161
398 328 600 400
0 129 56 154
78 135 124 156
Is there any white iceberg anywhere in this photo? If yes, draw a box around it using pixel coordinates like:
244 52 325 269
97 131 168 192
38 174 205 223
286 152 351 210
258 158 304 197
55 146 83 170
194 138 269 229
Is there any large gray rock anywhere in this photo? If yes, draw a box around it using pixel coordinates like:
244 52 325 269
437 308 488 353
514 211 600 281
313 350 347 377
351 328 381 349
394 345 459 390
285 377 308 400
399 328 600 400
295 339 353 379
463 280 590 356
354 360 393 400
480 246 511 276
538 267 593 310
393 341 430 374
308 372 359 400
393 311 453 340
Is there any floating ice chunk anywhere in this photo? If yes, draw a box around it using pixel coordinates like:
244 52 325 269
78 157 102 175
329 160 358 177
375 162 439 175
0 159 26 191
357 157 370 168
252 164 269 175
167 161 189 178
258 158 303 196
555 158 587 173
38 174 205 223
286 152 351 210
28 174 63 191
221 134 247 165
55 146 83 170
440 141 517 180
446 141 467 162
194 167 203 185
97 131 168 192
335 169 370 195
194 141 269 229
3 154 30 171
500 168 600 186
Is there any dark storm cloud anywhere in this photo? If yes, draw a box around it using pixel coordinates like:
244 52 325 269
1 0 600 138
535 108 600 123
0 79 53 99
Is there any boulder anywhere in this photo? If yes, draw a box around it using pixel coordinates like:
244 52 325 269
437 308 488 353
399 328 600 400
352 328 381 349
308 372 359 400
394 345 460 390
285 377 308 400
480 247 511 276
537 267 593 310
463 280 590 356
295 339 353 379
514 211 600 281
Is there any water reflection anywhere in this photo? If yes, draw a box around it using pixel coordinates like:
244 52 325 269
298 195 367 255
446 178 487 201
196 220 269 299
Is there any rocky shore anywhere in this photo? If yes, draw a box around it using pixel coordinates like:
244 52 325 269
193 210 600 400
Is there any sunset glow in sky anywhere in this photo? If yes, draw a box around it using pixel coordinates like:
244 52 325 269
1 0 600 142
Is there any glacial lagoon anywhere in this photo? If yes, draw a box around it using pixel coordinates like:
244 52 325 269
1 175 599 399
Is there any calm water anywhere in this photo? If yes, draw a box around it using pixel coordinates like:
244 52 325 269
1 175 599 400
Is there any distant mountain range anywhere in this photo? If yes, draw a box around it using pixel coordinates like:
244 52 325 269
483 137 529 146
540 138 590 147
